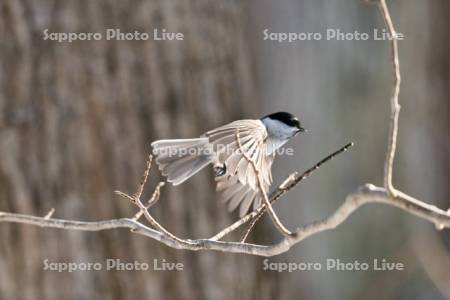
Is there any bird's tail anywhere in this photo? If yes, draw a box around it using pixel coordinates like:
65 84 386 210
151 138 214 185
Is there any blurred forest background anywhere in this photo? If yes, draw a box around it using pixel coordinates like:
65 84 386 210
0 0 449 299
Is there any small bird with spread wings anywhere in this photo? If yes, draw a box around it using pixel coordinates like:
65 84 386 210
151 112 305 217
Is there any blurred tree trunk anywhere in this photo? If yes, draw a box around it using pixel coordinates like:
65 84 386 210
0 1 279 299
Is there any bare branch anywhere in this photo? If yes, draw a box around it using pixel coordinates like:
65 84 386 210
377 0 402 196
241 212 261 242
130 192 190 245
44 208 55 220
115 191 189 244
132 181 165 221
214 142 354 241
134 154 153 200
268 142 354 203
1 184 449 256
210 207 258 241
115 156 190 245
242 142 355 240
115 190 135 203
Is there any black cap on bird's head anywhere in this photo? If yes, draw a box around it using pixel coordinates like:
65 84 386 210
262 112 306 133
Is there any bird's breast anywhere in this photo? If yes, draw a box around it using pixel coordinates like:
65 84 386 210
265 136 290 155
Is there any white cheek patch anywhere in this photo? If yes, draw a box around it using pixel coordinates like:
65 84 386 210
262 118 295 154
264 119 293 139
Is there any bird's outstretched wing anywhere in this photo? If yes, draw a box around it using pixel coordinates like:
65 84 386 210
204 120 274 217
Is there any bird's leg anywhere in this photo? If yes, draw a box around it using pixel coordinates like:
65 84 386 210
213 163 227 177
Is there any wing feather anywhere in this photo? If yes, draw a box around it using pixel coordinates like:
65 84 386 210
228 188 249 212
239 190 257 217
208 120 274 217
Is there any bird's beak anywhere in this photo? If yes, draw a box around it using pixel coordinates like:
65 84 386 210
297 127 307 133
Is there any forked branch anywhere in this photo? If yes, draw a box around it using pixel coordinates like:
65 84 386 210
1 184 449 256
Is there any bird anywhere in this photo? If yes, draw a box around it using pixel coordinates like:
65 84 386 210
151 112 306 217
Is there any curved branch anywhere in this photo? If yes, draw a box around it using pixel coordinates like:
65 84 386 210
1 184 449 256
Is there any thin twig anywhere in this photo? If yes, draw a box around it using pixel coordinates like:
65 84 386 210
134 154 153 200
241 213 261 242
132 182 165 221
44 208 55 220
377 0 401 197
115 190 189 244
131 194 190 244
210 207 259 241
271 142 354 198
115 155 189 245
214 142 354 241
235 129 293 237
241 142 353 241
115 191 135 202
